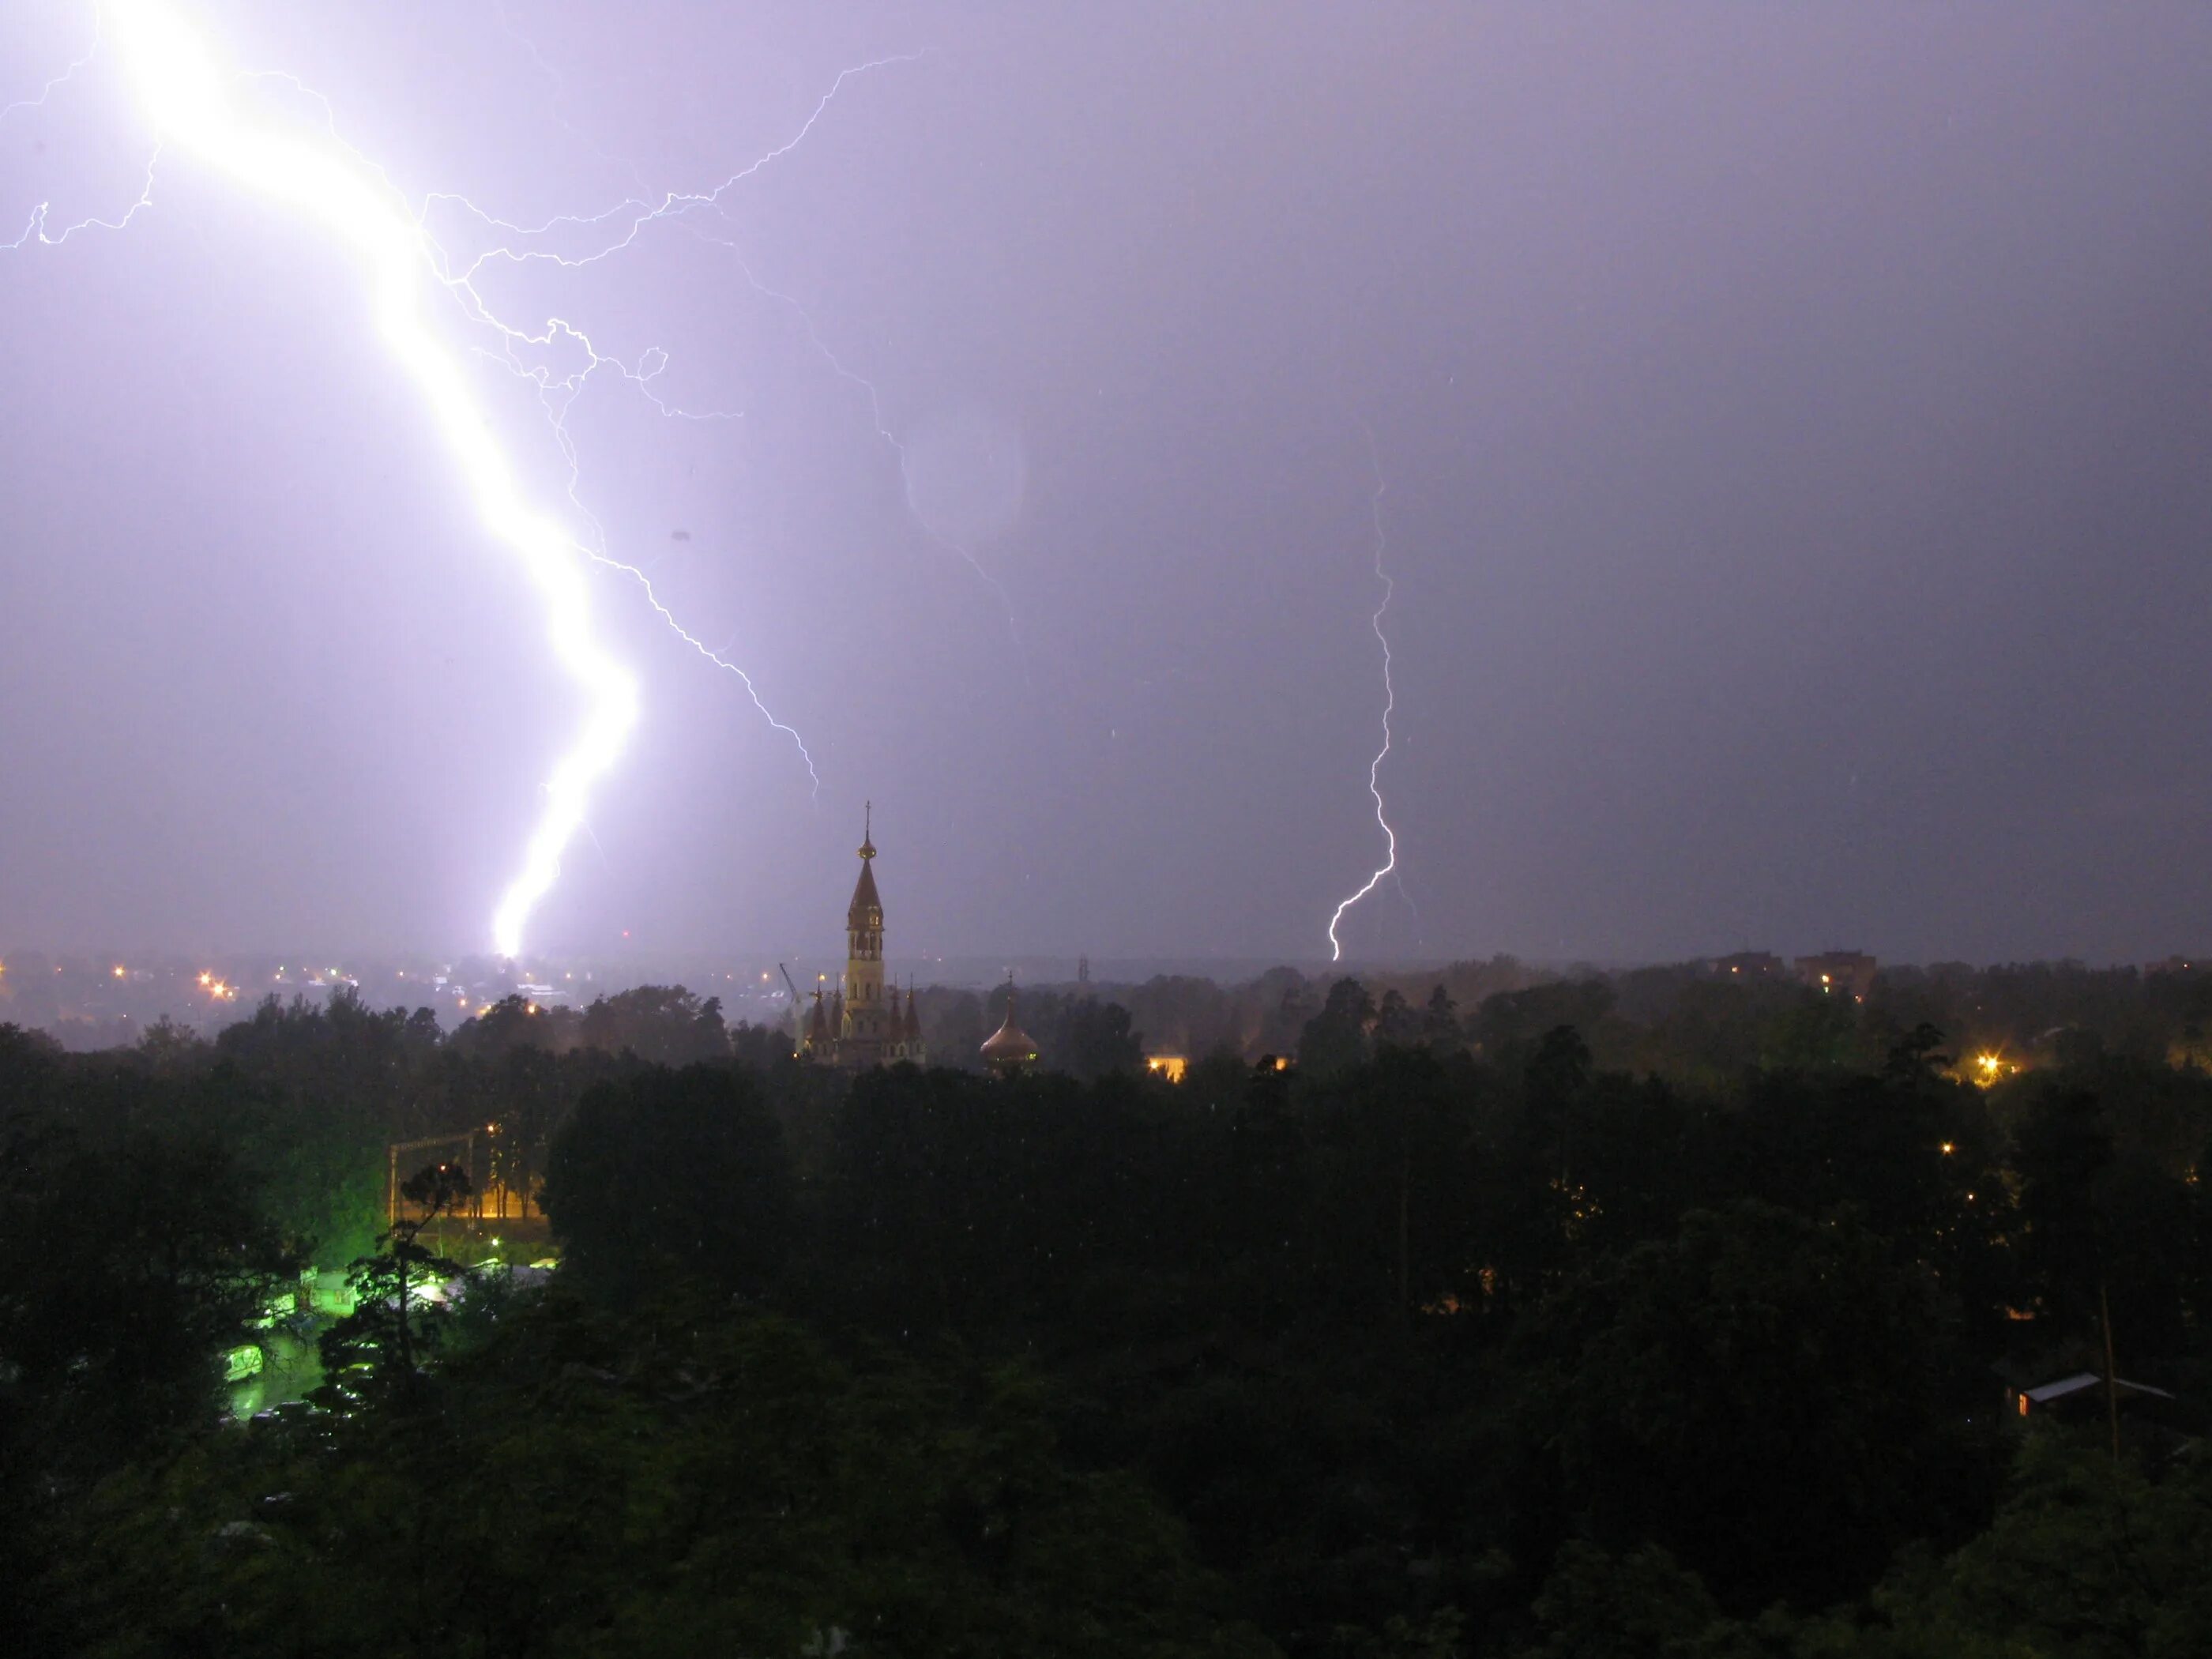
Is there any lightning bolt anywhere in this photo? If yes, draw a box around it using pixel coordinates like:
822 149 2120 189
221 55 833 792
5 2 927 957
1326 424 1401 962
1 19 100 125
3 15 159 251
422 52 925 281
66 0 640 959
428 53 1028 656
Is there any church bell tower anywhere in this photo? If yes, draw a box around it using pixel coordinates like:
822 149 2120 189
840 803 890 1062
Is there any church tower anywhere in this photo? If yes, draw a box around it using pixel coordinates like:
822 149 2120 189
838 804 891 1065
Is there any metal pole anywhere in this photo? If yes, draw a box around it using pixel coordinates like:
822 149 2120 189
2100 1278 2122 1466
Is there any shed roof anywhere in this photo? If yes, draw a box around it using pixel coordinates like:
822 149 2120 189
2022 1372 2176 1405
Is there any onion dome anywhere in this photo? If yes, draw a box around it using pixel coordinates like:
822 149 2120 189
980 980 1039 1072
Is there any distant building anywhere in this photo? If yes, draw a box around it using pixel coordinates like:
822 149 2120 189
1796 950 1877 1001
1711 951 1785 980
980 980 1040 1075
2010 1371 2176 1423
799 807 927 1070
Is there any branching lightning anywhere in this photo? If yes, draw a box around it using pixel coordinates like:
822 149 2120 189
1326 424 1401 962
4 2 939 955
224 55 832 792
3 17 161 251
423 52 925 282
68 0 640 960
416 45 1027 649
1 21 101 125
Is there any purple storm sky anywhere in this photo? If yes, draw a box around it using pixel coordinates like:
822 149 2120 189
2 2 2211 968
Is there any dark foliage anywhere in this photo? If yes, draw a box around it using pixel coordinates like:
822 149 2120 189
9 957 2212 1655
543 1063 796 1300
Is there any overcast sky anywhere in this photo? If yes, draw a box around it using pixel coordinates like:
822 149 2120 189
3 2 2210 968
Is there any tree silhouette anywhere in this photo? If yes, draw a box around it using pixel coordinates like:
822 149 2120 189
317 1159 473 1405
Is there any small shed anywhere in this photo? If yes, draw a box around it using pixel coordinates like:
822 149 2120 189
2011 1371 2176 1421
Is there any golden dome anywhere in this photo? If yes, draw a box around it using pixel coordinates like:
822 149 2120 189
980 981 1038 1069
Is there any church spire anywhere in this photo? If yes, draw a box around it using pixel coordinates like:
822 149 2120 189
848 804 882 927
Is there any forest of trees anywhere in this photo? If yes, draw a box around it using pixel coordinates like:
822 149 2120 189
4 961 2211 1655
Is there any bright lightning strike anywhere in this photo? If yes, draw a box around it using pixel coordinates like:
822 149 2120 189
474 314 821 792
11 2 872 959
1326 425 1401 962
70 0 633 960
211 55 834 793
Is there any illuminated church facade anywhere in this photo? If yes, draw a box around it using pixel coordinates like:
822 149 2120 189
799 807 926 1069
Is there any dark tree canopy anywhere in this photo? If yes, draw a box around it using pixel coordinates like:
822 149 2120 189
542 1063 795 1299
14 954 2212 1657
